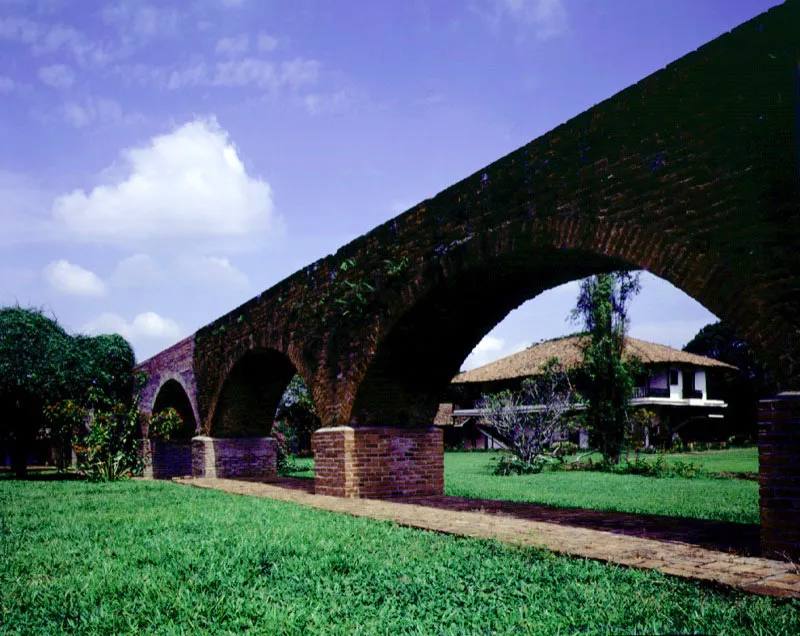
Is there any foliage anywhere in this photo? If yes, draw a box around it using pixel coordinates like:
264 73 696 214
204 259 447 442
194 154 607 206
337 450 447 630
2 480 796 634
0 305 136 476
148 407 184 442
570 272 641 464
275 374 321 454
477 358 581 471
72 372 147 481
331 256 410 319
42 399 87 470
683 320 779 437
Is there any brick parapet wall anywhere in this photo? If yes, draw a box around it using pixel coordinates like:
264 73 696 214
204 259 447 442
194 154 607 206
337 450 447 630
312 427 443 498
759 392 800 559
191 436 277 480
139 440 193 479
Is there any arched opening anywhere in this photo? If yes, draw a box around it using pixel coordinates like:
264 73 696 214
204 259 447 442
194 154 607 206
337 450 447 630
152 379 198 438
210 349 298 438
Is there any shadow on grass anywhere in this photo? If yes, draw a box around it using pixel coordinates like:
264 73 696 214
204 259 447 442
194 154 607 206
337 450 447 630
0 468 82 481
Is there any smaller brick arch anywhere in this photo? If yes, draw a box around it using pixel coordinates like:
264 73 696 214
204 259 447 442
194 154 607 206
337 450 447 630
209 348 300 437
152 378 199 438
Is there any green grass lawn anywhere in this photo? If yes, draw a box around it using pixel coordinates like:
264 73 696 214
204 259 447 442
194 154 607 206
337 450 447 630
288 449 760 524
1 481 797 635
444 452 759 524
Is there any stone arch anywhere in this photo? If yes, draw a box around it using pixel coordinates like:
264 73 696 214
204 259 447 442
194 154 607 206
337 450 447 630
208 347 300 438
346 215 773 428
152 378 199 438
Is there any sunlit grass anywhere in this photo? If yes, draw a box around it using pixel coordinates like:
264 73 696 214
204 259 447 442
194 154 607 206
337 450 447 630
0 480 796 634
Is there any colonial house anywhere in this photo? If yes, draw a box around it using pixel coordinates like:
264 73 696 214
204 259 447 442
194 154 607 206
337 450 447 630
435 334 737 450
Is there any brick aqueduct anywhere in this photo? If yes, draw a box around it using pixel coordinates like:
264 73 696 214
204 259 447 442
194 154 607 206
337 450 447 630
138 4 800 557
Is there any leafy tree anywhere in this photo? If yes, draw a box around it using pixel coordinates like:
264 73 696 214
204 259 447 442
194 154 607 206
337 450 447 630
275 374 321 454
683 320 778 439
570 272 641 464
477 359 581 472
0 305 136 477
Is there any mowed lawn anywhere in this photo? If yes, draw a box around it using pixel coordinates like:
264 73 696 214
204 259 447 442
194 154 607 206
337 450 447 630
291 448 760 524
1 481 798 635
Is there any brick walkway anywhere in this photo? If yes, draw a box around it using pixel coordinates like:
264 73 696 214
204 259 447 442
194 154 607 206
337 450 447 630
173 477 800 599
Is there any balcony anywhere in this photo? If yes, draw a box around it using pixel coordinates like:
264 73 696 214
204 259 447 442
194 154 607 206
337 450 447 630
631 386 671 399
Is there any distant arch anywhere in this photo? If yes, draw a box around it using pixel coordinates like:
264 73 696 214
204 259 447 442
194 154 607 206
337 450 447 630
152 378 198 438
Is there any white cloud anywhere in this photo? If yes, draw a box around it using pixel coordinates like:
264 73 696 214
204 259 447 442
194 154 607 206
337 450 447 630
166 58 320 92
176 255 249 287
82 311 180 342
61 97 126 127
102 3 180 38
51 117 282 247
461 335 527 371
43 259 106 297
481 0 567 40
303 88 357 116
257 33 278 52
0 76 14 92
215 33 249 57
38 63 75 88
111 253 162 287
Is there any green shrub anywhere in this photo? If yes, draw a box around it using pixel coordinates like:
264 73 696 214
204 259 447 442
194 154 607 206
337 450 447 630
148 407 184 442
492 455 545 475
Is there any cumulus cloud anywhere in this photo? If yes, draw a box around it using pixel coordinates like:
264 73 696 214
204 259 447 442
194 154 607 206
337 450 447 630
111 253 162 287
43 260 106 297
176 255 249 287
38 64 75 89
82 311 180 342
51 117 282 248
215 34 249 57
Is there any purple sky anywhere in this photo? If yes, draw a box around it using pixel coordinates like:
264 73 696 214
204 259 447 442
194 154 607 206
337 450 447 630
0 0 781 365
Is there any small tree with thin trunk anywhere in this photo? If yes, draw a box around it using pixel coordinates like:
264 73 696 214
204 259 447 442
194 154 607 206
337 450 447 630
477 358 580 472
570 272 641 464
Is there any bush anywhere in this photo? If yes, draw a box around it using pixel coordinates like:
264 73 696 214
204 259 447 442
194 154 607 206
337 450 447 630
492 455 545 476
148 408 184 442
73 403 144 481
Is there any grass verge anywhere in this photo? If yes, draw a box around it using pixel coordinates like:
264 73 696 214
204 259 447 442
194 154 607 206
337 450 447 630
1 480 797 634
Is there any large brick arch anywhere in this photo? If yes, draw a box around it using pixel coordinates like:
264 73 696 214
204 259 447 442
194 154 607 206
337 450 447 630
346 215 764 427
207 347 302 437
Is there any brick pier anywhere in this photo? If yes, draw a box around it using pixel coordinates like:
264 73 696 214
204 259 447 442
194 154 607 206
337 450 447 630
759 392 800 560
312 427 444 498
191 436 277 480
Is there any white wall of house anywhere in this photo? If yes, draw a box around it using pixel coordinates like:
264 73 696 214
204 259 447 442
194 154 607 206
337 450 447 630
694 370 707 399
669 368 683 400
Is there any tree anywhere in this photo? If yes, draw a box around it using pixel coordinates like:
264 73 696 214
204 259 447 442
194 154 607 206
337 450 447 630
0 306 136 477
477 358 581 471
683 320 778 439
570 272 641 463
275 374 321 453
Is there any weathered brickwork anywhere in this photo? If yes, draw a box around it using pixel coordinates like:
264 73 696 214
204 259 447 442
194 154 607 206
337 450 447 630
312 427 444 498
139 440 193 480
191 436 277 480
136 4 800 557
759 393 800 560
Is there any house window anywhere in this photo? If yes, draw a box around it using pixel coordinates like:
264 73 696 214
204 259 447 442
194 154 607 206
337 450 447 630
669 369 679 386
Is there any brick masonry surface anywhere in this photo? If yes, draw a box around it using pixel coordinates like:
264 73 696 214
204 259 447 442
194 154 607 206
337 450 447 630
139 440 193 480
759 392 800 560
312 427 444 498
191 437 277 480
137 3 800 555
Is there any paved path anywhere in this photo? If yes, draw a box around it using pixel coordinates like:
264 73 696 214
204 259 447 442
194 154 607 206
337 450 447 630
173 477 800 599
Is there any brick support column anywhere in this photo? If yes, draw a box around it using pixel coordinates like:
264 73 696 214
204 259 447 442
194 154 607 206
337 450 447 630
312 426 444 498
139 439 193 479
191 436 277 479
759 392 800 560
